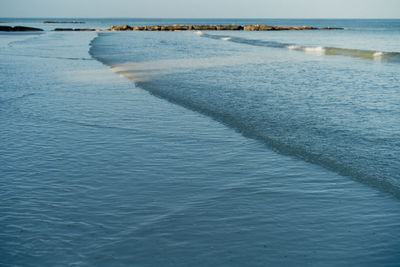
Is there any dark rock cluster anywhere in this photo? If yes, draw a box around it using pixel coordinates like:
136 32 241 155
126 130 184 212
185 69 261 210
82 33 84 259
0 26 43 32
244 25 319 31
54 28 100 31
43 21 85 24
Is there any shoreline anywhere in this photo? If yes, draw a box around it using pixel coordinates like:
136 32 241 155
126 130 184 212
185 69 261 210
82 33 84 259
1 19 400 266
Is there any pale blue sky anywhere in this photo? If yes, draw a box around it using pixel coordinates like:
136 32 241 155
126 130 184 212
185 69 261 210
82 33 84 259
1 0 399 18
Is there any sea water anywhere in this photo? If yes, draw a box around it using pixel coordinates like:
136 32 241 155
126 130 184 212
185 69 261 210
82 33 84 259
1 19 400 266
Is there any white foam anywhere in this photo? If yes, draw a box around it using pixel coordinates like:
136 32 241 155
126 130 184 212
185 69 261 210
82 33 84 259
373 51 384 57
286 45 300 50
302 46 326 55
194 31 203 35
286 45 326 55
221 37 232 41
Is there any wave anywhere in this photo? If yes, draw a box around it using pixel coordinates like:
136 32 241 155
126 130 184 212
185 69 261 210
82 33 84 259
201 33 400 62
89 33 400 199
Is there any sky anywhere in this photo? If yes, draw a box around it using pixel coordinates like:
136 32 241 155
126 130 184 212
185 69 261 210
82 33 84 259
1 0 399 18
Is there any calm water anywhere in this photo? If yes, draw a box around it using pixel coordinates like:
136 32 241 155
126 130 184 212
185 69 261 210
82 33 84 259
1 19 400 266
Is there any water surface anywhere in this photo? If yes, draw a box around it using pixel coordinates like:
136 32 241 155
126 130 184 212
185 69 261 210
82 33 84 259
1 19 400 266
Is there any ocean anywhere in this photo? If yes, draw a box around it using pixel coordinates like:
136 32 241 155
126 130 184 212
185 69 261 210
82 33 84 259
1 18 400 266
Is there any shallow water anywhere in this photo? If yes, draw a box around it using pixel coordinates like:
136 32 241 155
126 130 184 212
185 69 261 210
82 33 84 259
91 25 400 197
1 19 400 266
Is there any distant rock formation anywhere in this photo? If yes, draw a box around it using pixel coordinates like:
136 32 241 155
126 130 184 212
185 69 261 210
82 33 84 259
43 21 85 24
54 28 100 31
0 26 43 32
106 24 343 32
0 24 344 33
244 25 321 31
321 27 344 30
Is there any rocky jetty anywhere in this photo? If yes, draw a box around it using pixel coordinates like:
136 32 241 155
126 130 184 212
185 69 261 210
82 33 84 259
0 26 44 32
43 21 85 24
54 28 100 31
107 24 343 32
321 27 344 30
244 25 320 31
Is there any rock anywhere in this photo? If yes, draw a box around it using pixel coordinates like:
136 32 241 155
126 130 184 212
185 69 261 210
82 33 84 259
54 28 98 31
159 25 172 31
172 25 188 31
244 25 273 31
73 28 98 31
244 25 255 31
244 25 320 31
54 28 74 31
272 26 318 30
0 26 43 32
147 25 161 31
193 25 216 31
258 25 274 30
13 26 44 31
161 25 181 31
216 25 243 30
271 26 289 30
132 26 144 31
107 25 133 31
0 26 13 31
321 27 344 30
43 21 84 24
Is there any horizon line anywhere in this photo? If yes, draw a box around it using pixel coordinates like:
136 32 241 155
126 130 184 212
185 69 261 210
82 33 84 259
1 17 400 20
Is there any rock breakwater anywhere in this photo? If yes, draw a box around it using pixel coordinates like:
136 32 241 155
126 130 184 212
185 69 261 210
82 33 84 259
43 21 85 24
0 26 43 32
107 24 343 31
54 28 100 31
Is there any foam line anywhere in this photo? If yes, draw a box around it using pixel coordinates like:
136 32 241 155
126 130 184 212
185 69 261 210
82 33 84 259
200 33 400 62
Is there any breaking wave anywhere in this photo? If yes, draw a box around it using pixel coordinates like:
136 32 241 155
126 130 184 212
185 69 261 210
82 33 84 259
201 33 400 62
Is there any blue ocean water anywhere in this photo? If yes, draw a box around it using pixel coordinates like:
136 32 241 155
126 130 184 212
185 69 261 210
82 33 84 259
1 19 400 266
